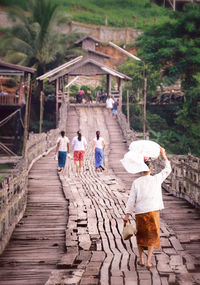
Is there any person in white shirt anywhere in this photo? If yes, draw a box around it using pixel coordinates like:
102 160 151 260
72 130 87 174
93 131 105 171
123 148 172 269
55 131 70 172
106 96 114 113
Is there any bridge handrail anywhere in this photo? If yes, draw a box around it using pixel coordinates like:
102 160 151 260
0 101 68 254
116 109 200 208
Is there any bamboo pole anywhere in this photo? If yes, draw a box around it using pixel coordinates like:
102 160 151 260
126 90 130 129
142 64 147 139
56 79 59 127
39 91 44 133
109 41 147 138
22 73 31 157
118 78 122 108
107 74 111 97
173 0 176 11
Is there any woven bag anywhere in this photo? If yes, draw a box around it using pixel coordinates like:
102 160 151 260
122 221 135 240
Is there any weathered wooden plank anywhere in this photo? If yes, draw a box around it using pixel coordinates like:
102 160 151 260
0 152 68 285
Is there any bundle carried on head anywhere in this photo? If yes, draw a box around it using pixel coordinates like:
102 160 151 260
120 140 160 174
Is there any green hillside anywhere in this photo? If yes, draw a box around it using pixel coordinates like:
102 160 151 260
0 0 172 29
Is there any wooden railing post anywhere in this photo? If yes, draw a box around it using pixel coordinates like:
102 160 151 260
123 18 126 27
132 15 137 27
105 15 108 26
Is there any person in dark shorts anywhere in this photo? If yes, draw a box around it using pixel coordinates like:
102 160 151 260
112 99 119 117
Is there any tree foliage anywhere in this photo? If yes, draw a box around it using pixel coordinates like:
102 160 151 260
137 4 200 89
133 3 200 155
118 58 161 100
0 0 81 76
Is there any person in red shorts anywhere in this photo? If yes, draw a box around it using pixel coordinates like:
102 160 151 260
72 130 87 174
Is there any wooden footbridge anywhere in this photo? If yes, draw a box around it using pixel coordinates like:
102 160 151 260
0 106 200 285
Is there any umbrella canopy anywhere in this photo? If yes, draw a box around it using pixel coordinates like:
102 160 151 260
120 140 160 174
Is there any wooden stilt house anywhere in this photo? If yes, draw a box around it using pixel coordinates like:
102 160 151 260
0 60 35 155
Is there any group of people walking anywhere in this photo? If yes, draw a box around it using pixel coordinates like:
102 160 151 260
55 129 172 270
55 130 105 174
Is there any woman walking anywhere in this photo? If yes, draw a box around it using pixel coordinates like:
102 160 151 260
55 131 70 172
93 131 105 171
72 130 87 174
123 147 171 269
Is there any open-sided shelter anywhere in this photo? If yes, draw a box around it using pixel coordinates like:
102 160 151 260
0 60 35 106
37 35 132 125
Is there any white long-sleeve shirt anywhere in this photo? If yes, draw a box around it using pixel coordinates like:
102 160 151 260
125 160 172 215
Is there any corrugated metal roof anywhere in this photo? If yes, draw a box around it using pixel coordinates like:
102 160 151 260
75 35 101 45
49 58 132 82
87 49 110 58
36 56 83 81
0 60 36 73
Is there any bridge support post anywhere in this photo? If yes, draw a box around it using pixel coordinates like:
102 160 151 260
126 90 130 129
39 91 44 133
56 79 59 127
142 63 147 139
118 77 122 109
106 74 111 97
19 74 25 105
22 73 31 157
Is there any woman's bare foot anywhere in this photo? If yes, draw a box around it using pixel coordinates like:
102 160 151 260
137 261 145 266
146 263 155 269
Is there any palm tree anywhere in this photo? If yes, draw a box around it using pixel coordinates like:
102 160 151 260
0 0 81 76
0 0 83 132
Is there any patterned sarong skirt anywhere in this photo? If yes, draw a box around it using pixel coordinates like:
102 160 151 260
135 210 160 249
95 147 104 168
58 151 67 168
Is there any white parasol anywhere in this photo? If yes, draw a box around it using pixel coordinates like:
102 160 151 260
120 140 160 174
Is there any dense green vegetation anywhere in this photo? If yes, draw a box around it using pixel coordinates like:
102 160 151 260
0 163 14 182
0 0 172 29
0 0 82 132
120 3 200 155
0 163 13 170
0 0 81 76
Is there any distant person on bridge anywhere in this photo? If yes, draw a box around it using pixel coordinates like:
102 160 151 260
55 131 70 172
86 88 93 103
93 131 105 172
123 147 172 269
106 96 114 113
112 99 119 117
76 89 84 103
99 89 105 103
72 130 87 174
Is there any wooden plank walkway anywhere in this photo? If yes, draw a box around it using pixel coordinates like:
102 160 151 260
44 106 200 284
0 156 68 285
0 105 200 285
104 108 200 266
